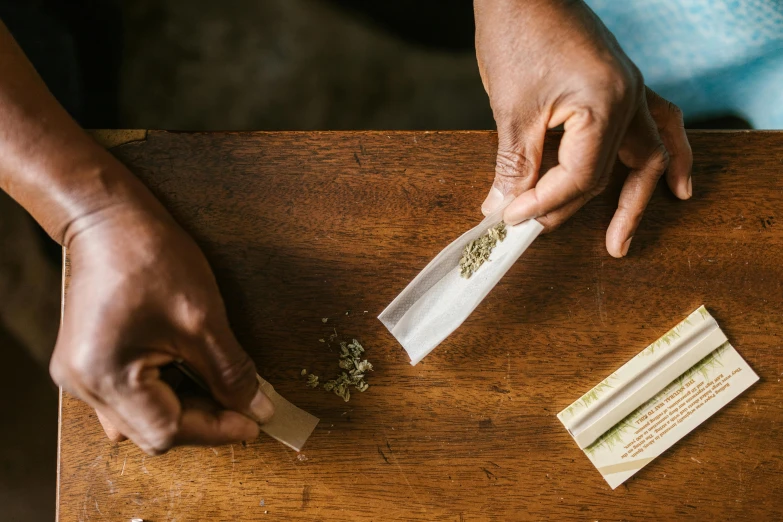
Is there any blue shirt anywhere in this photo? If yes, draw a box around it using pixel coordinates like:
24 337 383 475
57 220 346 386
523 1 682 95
587 0 783 128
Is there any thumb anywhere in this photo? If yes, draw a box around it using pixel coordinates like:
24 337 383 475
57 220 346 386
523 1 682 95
187 322 275 425
96 408 127 442
482 115 546 215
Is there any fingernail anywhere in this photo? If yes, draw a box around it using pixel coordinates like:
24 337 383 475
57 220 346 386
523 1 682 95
481 186 504 215
686 176 693 198
250 388 275 424
621 237 633 257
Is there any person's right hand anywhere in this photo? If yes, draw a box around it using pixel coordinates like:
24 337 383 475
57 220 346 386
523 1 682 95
50 198 275 455
1 19 273 455
474 0 693 257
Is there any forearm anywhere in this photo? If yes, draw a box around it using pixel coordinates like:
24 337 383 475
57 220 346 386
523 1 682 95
473 0 608 97
474 0 578 22
0 20 164 246
474 0 597 47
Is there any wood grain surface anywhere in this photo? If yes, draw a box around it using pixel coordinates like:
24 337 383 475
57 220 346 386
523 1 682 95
60 131 783 521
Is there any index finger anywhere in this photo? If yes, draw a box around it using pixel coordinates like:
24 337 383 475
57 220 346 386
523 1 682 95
503 108 622 225
100 364 259 455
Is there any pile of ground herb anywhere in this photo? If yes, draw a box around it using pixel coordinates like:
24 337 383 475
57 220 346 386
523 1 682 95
322 339 372 402
303 335 373 402
459 221 507 279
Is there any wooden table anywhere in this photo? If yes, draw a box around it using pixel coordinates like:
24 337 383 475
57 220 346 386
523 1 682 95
59 131 783 521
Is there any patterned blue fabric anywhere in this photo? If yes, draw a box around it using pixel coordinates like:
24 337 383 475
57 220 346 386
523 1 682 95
586 0 783 128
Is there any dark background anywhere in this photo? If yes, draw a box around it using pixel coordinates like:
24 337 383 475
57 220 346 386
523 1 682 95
1 0 747 131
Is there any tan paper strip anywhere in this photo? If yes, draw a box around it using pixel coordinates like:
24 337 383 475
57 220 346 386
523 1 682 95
256 375 319 452
174 361 318 451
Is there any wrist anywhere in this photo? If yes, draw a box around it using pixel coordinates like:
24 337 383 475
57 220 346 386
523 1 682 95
4 141 167 248
60 165 170 249
0 22 170 247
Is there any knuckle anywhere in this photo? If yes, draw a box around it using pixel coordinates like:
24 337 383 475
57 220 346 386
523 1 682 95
598 64 642 107
667 101 684 123
495 149 536 179
540 216 564 233
144 424 178 456
51 342 113 392
149 437 175 455
648 94 685 128
615 198 634 214
576 170 608 201
572 106 610 135
611 71 631 96
537 209 572 233
572 173 600 199
629 65 644 91
176 295 212 335
647 144 670 174
49 357 70 388
218 354 257 395
579 106 598 127
72 349 112 391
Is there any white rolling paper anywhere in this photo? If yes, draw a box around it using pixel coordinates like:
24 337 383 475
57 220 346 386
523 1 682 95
379 199 543 365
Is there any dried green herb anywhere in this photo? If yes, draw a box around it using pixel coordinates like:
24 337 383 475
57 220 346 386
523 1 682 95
459 222 507 279
321 339 373 402
306 320 373 401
